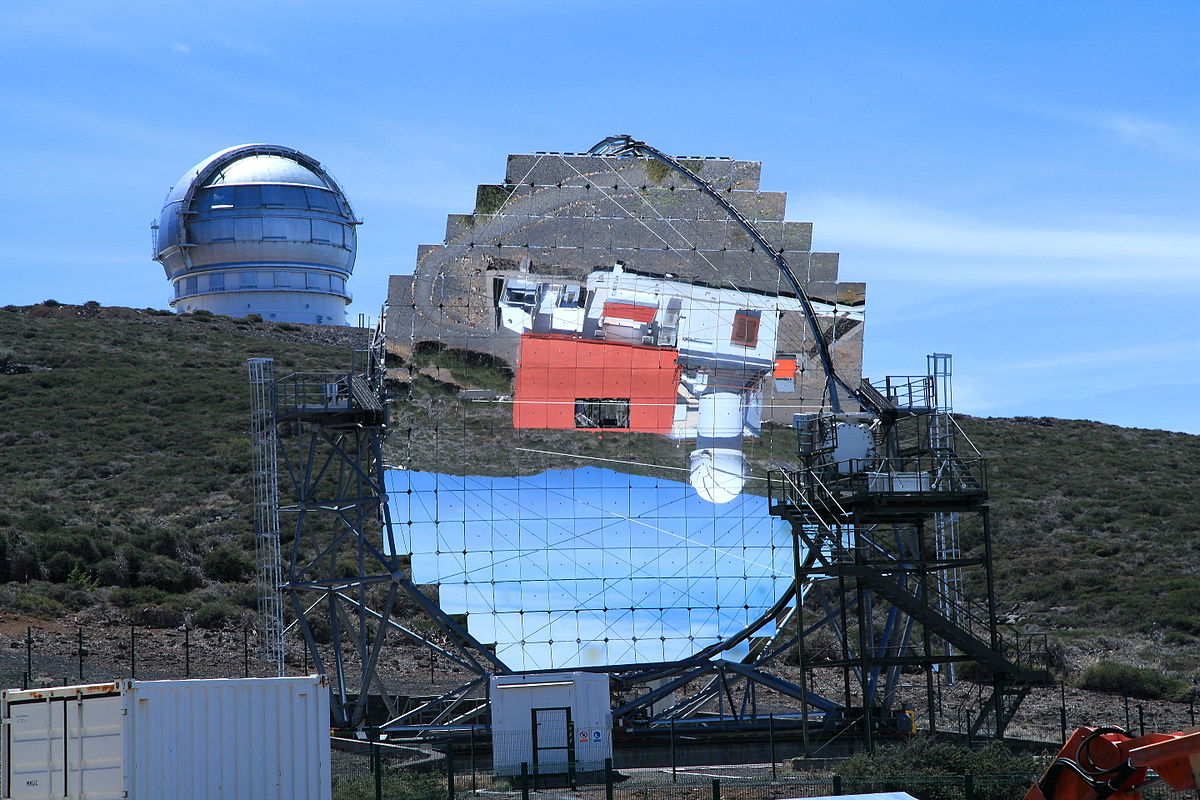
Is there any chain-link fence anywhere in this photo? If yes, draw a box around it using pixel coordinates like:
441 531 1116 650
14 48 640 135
5 625 1198 798
327 747 1197 800
0 624 291 688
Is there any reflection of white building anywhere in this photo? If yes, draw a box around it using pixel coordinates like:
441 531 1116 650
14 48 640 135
499 265 865 503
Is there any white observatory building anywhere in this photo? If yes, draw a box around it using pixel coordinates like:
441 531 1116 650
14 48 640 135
152 144 359 324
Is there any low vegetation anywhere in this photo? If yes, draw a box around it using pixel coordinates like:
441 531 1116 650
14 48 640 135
0 304 1197 696
1076 660 1192 701
837 738 1049 800
0 303 353 627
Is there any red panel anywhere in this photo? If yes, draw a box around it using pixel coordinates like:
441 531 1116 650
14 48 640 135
513 334 680 434
602 302 657 324
773 358 797 379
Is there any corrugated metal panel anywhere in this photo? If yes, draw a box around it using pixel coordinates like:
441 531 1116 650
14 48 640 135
2 677 329 800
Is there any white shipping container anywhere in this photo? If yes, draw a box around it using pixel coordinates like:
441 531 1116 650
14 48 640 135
490 672 612 775
1 676 330 800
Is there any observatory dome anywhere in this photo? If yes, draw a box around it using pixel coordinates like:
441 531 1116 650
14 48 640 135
152 144 359 325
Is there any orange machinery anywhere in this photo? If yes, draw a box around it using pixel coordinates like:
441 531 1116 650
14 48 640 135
1025 726 1200 800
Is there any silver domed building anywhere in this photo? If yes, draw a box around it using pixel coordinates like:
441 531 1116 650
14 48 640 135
153 144 359 324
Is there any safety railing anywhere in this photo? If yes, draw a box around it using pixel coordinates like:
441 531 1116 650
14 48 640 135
768 455 987 514
274 371 357 416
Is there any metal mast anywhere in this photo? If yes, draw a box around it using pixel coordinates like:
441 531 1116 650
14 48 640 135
928 353 964 684
248 357 286 675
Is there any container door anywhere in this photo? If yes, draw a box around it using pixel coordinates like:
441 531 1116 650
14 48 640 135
5 699 65 799
74 695 124 799
3 695 124 800
529 706 575 785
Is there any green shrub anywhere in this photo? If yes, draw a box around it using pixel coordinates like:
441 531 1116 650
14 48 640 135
94 559 128 587
409 341 513 393
643 158 671 185
133 603 186 628
306 614 332 644
5 532 42 581
245 313 263 323
473 184 512 215
13 591 65 618
39 530 101 565
133 529 181 559
953 660 994 684
66 564 99 590
332 771 443 800
194 600 243 629
1077 660 1192 701
837 738 1048 800
41 299 60 307
84 300 100 308
136 555 201 593
109 585 169 608
226 582 259 610
202 545 253 582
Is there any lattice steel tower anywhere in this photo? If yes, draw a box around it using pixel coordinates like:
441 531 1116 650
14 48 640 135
252 328 507 729
248 358 285 674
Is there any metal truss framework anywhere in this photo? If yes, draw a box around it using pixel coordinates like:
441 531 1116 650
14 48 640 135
765 371 1053 750
260 329 509 730
252 136 1051 746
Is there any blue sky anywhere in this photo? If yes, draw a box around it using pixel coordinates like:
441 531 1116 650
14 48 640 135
1 1 1196 432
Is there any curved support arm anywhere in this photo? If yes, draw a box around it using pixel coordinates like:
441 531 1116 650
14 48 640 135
587 134 856 414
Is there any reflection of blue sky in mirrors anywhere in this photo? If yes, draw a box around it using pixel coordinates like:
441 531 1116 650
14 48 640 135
385 467 791 671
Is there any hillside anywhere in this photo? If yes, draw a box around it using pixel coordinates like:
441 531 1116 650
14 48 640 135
0 302 358 627
1 302 1198 688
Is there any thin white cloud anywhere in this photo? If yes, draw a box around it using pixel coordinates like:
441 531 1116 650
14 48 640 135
0 90 184 148
986 341 1200 375
1073 112 1200 162
796 194 1200 285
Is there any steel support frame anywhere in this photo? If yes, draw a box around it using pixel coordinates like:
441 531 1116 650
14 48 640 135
271 340 509 730
781 498 1031 747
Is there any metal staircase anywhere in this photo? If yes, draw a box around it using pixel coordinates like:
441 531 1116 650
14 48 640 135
764 371 1052 746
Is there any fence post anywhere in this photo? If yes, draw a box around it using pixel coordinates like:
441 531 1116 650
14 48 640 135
604 757 614 800
833 775 843 795
711 778 720 800
1191 694 1196 727
520 762 529 800
243 626 249 677
372 741 382 800
1124 694 1130 731
1137 705 1145 737
1059 684 1067 743
77 626 84 682
469 725 477 792
671 717 677 782
964 773 975 800
130 625 136 679
184 625 191 678
446 740 456 800
23 626 31 689
769 713 777 780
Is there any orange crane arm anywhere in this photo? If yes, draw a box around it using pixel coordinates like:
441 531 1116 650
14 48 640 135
1024 726 1200 800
